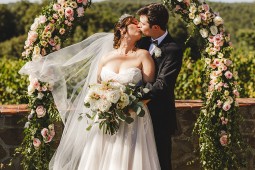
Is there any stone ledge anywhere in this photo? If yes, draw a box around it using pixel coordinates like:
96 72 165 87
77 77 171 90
0 98 254 115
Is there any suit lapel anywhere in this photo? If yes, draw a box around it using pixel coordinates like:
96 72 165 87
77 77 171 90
155 33 174 75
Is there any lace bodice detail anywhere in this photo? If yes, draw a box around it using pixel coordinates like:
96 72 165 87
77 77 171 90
100 67 142 84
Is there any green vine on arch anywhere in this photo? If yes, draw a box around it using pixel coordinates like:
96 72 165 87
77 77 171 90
15 0 247 169
163 0 247 169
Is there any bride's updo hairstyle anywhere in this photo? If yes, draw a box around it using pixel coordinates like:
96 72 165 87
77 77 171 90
113 14 135 49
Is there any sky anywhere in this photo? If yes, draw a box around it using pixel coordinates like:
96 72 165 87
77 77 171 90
0 0 254 3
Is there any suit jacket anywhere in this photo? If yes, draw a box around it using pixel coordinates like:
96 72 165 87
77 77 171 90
137 33 183 136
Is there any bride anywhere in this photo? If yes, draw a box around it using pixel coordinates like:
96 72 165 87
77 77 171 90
20 14 160 170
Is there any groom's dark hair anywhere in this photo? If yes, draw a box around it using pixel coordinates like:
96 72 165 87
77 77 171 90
136 3 169 30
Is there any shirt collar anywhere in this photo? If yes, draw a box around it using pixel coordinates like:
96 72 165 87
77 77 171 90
151 30 168 46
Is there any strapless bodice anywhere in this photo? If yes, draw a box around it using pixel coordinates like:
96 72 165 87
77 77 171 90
100 67 142 85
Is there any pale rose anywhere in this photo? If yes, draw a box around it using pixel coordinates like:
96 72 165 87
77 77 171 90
213 16 224 26
77 0 83 3
39 15 47 24
224 59 232 66
30 21 39 31
106 90 121 104
233 89 240 97
59 28 65 35
33 138 41 149
37 92 44 99
217 100 222 108
33 46 40 55
227 96 233 103
220 134 228 146
210 25 218 35
205 58 211 64
28 84 35 95
224 71 233 79
222 102 231 111
199 28 208 38
24 121 30 128
48 38 56 46
82 0 88 5
177 0 183 1
189 5 197 13
193 16 201 25
200 13 207 21
217 52 224 58
36 105 46 118
98 99 111 112
28 31 38 43
65 7 74 18
53 13 59 20
77 7 85 17
41 128 49 138
67 22 72 27
189 13 195 19
53 3 61 11
202 4 210 11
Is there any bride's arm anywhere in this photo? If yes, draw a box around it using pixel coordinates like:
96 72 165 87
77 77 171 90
140 50 155 83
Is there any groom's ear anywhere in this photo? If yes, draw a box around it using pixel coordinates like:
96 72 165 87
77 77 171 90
152 25 160 31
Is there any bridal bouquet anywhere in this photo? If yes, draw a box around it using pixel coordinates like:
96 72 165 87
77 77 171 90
83 80 148 135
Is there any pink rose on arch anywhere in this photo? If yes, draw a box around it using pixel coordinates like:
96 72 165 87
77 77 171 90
53 3 61 11
224 59 232 66
36 105 46 118
175 5 181 11
33 138 41 149
82 0 88 5
65 7 74 18
233 89 240 97
220 134 228 146
217 100 223 108
224 71 233 79
39 15 47 24
59 28 65 35
77 7 85 17
222 102 231 111
202 4 210 11
41 128 49 138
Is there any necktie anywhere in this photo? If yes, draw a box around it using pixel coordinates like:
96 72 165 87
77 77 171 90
151 40 158 46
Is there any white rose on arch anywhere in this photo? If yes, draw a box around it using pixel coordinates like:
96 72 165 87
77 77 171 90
199 28 209 38
213 16 224 26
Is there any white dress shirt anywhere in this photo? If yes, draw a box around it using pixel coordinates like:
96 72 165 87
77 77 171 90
149 30 168 55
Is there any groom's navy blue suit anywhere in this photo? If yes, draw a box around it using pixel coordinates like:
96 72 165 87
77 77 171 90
137 33 183 170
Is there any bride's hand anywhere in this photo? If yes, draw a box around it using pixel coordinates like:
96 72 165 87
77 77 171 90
142 99 150 105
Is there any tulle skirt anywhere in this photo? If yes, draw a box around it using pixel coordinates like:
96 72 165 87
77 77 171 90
50 106 160 170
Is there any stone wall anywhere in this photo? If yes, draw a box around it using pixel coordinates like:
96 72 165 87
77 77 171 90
0 99 255 170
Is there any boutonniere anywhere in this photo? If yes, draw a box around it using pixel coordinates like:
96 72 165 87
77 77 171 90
153 46 162 58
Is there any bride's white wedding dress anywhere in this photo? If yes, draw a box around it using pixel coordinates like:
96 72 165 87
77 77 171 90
77 66 160 170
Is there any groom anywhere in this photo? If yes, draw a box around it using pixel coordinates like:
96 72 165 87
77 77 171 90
137 3 183 170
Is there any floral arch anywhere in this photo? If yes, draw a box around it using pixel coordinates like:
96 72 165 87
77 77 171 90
16 0 247 169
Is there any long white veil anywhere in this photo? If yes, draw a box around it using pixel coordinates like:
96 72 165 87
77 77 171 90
19 33 114 169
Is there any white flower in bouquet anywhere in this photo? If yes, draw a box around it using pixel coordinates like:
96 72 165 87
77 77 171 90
98 99 112 112
106 90 121 104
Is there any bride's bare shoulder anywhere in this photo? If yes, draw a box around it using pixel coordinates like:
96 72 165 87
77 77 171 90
136 48 150 57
